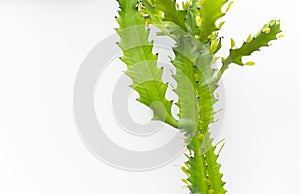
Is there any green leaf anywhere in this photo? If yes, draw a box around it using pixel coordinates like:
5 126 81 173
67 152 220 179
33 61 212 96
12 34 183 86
172 48 199 137
206 145 227 194
116 0 178 128
168 26 224 194
185 9 200 36
198 0 227 42
223 20 282 66
187 136 210 194
150 0 187 30
168 25 216 136
186 135 227 194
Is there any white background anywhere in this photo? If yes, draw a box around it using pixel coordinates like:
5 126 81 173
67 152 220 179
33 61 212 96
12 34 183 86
0 0 299 194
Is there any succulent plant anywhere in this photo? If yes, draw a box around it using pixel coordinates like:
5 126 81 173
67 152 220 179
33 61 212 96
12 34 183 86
115 0 282 193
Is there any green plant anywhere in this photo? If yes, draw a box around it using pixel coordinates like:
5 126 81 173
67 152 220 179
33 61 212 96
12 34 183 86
115 0 282 193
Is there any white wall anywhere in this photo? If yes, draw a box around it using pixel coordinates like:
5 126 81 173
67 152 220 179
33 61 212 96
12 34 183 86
0 0 299 194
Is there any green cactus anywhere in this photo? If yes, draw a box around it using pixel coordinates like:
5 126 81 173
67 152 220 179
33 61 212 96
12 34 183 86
115 0 282 193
